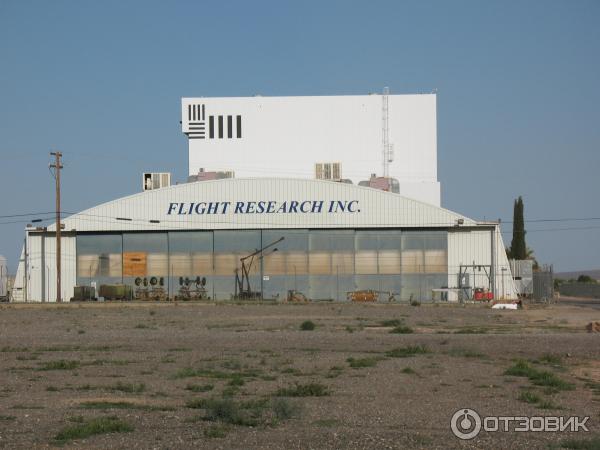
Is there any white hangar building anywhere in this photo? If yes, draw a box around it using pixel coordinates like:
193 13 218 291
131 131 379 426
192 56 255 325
12 178 518 302
11 93 518 302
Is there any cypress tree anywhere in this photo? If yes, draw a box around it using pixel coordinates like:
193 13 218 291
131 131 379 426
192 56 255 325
510 196 527 260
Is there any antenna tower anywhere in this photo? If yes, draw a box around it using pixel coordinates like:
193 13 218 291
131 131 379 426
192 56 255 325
381 87 394 177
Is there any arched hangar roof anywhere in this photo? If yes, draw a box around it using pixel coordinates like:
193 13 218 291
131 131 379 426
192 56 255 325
48 178 476 232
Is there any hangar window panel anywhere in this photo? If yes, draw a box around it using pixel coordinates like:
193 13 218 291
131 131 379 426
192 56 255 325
401 250 424 274
378 230 402 250
424 250 447 274
77 233 122 255
424 231 447 250
76 234 122 279
401 232 425 251
355 250 378 275
310 230 354 251
355 232 379 251
214 254 238 276
263 252 286 275
192 254 213 275
378 249 401 274
309 252 331 275
308 230 352 275
331 252 354 275
213 231 261 298
283 252 307 275
123 233 168 277
263 230 308 275
168 232 214 277
214 230 260 253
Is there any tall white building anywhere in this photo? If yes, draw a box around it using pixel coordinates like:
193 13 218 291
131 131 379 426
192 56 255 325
182 94 440 206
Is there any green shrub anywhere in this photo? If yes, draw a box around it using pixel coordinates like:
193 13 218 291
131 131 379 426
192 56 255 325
454 327 488 334
195 398 260 426
518 390 541 404
505 360 536 377
380 319 403 327
505 360 574 391
185 384 214 393
538 354 563 366
274 383 330 397
401 367 416 374
228 375 245 386
271 397 300 420
110 382 145 393
54 416 133 443
38 360 80 371
300 321 316 331
347 357 378 368
204 424 228 438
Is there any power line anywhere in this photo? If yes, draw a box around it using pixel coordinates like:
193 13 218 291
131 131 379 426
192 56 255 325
0 212 64 219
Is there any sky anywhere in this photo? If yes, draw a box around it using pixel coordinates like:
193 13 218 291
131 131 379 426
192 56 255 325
0 0 599 273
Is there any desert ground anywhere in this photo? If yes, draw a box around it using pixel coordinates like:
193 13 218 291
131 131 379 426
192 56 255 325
0 299 599 449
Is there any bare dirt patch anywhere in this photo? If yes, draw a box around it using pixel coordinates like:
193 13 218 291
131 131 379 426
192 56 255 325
0 301 598 449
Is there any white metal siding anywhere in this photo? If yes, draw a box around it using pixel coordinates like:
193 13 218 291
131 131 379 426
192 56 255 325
448 227 518 299
183 94 440 206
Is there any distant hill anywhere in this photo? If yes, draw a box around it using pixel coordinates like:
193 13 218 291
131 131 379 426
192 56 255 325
555 270 600 281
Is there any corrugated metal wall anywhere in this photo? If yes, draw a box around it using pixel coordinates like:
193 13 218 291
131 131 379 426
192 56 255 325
448 227 518 299
13 234 76 302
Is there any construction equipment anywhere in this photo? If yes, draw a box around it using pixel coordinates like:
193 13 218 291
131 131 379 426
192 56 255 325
234 237 284 300
347 290 378 302
176 276 208 301
287 290 308 302
99 284 133 301
71 286 96 301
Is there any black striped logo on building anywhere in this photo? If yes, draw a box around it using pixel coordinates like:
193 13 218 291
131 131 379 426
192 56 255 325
186 104 242 140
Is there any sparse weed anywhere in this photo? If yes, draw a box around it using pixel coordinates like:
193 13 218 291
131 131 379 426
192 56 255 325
38 360 80 371
347 357 378 369
274 383 329 397
386 345 430 358
185 384 214 393
505 360 574 391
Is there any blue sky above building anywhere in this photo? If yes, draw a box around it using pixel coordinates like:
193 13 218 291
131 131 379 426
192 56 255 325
0 0 599 272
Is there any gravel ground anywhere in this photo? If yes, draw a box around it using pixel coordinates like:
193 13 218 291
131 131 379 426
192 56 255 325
0 300 599 449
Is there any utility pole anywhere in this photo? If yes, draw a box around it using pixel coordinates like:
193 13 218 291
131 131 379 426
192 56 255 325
50 151 63 302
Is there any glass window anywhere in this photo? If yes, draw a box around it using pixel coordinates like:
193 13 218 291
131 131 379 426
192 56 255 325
76 233 122 280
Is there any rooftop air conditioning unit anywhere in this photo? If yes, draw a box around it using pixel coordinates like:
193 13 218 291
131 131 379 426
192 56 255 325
315 162 341 181
143 172 171 191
